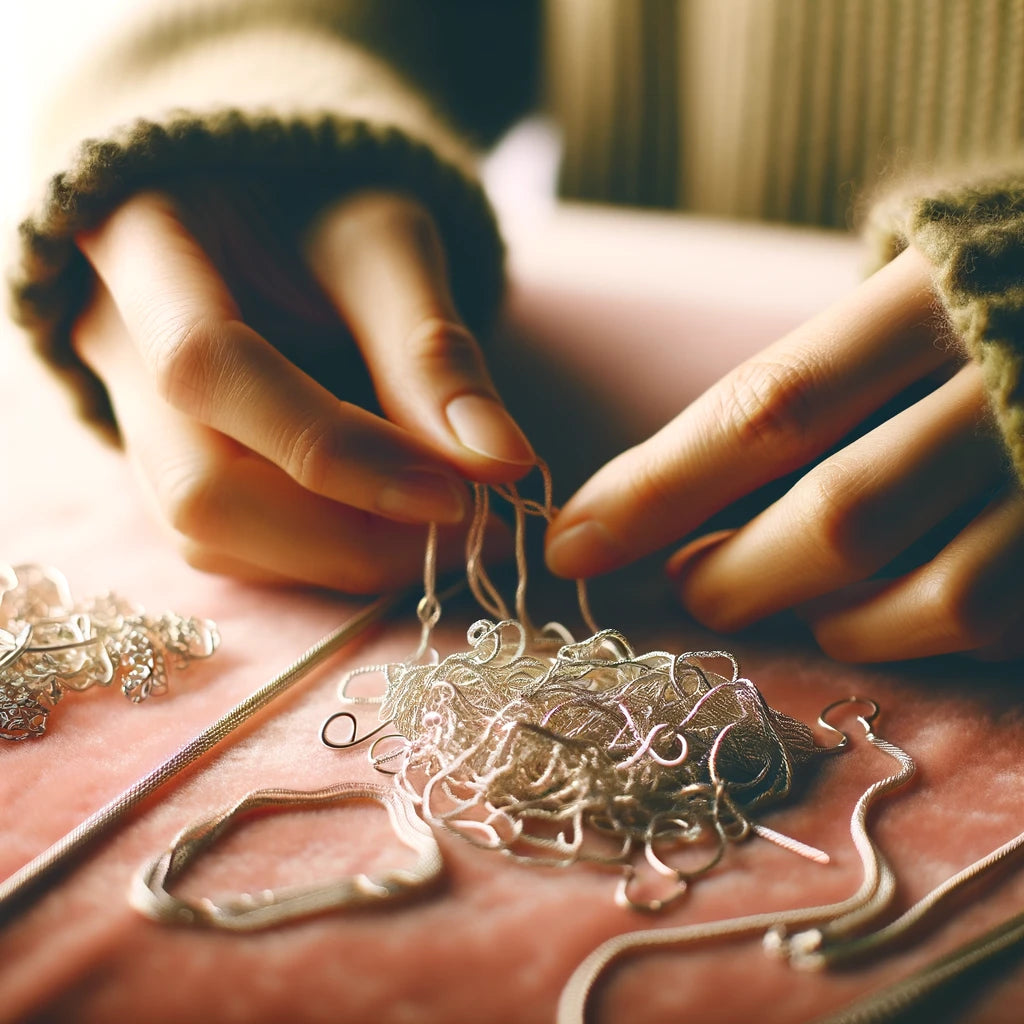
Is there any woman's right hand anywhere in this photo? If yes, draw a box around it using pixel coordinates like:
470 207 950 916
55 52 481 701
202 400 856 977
72 188 532 590
545 248 1024 662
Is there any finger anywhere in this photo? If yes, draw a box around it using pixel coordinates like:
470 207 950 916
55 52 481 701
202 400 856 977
76 193 466 525
172 547 297 587
72 281 491 591
800 487 1024 662
162 447 481 592
306 191 534 481
546 246 951 577
668 363 1006 631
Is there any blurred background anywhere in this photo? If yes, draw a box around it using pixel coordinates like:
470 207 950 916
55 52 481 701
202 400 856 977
1 0 142 235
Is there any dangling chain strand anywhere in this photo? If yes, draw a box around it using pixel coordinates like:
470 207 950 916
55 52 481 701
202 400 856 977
557 703 917 1024
433 461 598 649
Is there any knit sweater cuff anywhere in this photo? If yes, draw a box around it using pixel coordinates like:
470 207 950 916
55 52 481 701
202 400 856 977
865 172 1024 485
7 20 504 435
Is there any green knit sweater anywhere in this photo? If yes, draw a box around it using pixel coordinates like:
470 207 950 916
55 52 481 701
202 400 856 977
8 0 1024 482
8 0 519 433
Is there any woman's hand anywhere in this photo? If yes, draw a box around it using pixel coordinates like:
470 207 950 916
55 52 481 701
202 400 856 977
72 187 532 590
546 247 1024 661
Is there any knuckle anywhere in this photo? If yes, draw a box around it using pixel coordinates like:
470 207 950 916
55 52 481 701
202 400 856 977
404 317 483 379
714 357 820 463
797 460 881 580
158 460 225 543
922 572 1000 651
286 417 342 494
149 314 225 414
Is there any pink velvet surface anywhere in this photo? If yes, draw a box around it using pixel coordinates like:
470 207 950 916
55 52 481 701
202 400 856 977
3 206 1024 1024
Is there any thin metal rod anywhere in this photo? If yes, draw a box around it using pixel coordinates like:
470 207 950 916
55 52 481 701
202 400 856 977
813 908 1024 1024
0 589 409 925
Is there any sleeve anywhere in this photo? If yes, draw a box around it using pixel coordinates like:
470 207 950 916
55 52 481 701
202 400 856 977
7 0 538 434
864 166 1024 486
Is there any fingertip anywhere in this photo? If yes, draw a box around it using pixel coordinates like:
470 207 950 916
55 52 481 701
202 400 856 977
806 619 877 663
444 393 535 473
664 530 736 581
545 519 623 578
795 581 905 662
665 530 763 633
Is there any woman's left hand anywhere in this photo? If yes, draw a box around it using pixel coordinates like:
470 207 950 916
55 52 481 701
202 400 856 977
545 247 1024 662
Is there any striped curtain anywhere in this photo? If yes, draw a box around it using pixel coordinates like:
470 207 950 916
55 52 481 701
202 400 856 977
546 0 1024 227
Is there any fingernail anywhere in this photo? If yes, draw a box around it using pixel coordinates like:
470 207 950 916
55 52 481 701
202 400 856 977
664 530 735 580
376 471 466 524
546 520 621 577
445 394 535 466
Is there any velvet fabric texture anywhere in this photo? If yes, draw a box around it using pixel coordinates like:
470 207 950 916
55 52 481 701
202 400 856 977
3 212 1023 1024
868 172 1024 484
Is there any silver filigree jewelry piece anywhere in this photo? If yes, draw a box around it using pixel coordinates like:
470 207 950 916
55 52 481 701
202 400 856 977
324 471 837 913
333 616 837 912
0 562 219 741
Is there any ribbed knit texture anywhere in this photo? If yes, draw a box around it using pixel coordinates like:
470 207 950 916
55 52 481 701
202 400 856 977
867 171 1024 484
544 0 1024 486
9 114 503 433
6 4 505 436
7 0 1024 486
